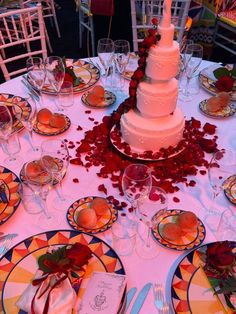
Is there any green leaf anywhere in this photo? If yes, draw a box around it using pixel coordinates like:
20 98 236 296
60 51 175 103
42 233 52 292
65 67 77 80
71 271 80 279
213 67 230 79
74 77 82 86
225 294 235 310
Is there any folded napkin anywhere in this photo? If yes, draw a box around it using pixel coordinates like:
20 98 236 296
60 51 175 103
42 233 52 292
16 270 76 314
200 64 223 81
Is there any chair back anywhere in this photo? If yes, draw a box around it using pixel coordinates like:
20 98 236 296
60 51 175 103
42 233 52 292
130 0 191 51
0 3 47 81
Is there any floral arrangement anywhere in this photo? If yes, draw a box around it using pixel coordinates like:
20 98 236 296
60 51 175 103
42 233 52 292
214 66 236 92
62 57 84 87
204 241 236 310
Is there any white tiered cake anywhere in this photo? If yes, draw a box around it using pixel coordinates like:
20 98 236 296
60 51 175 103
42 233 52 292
120 0 185 153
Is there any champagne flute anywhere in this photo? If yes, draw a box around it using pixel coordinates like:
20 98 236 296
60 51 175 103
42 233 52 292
26 57 46 108
41 139 72 210
178 39 194 91
179 44 203 102
114 39 130 92
136 186 168 259
97 38 114 87
44 56 65 111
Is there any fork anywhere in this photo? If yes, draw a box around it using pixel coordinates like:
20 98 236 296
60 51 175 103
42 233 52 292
153 283 164 311
0 233 18 258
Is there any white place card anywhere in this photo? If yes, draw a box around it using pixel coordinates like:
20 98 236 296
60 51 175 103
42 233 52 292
77 272 127 314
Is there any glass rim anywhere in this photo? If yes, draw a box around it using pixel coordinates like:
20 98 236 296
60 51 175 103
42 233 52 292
123 163 151 181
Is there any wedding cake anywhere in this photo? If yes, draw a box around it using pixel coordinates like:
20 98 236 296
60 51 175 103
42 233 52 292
120 0 185 153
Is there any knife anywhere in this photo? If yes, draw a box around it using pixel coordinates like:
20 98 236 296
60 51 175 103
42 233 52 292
130 283 152 314
124 287 137 313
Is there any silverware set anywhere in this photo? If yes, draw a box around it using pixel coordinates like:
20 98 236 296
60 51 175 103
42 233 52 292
153 283 171 314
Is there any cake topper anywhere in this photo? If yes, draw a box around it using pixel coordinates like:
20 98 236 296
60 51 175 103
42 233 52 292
161 0 172 27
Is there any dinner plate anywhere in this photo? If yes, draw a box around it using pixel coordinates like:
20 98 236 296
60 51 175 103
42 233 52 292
0 93 31 134
0 165 21 225
223 175 236 206
81 90 116 108
33 113 71 136
152 209 206 251
41 60 100 95
199 65 236 101
171 241 236 314
67 196 118 234
0 230 126 313
199 99 236 118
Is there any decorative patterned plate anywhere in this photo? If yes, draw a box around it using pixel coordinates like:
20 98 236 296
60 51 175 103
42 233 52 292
67 196 118 234
33 113 71 136
199 99 236 118
0 230 126 314
41 60 100 95
0 93 31 134
81 90 116 108
152 209 206 251
223 175 236 206
0 165 21 225
199 66 236 101
171 241 236 314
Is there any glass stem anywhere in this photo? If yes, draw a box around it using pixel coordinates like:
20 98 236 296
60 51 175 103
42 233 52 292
55 181 66 201
184 76 191 97
146 226 151 248
40 189 51 219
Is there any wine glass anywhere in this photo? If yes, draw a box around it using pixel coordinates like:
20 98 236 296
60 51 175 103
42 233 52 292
114 39 130 92
178 39 194 91
97 38 114 87
41 139 72 210
1 133 22 167
0 104 12 141
205 149 236 232
26 57 46 108
44 56 65 111
136 186 168 259
179 44 203 102
24 160 61 229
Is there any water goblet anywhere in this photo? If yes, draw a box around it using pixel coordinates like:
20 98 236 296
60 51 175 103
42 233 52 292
97 38 114 88
41 139 72 210
1 133 22 167
114 39 130 92
136 186 168 259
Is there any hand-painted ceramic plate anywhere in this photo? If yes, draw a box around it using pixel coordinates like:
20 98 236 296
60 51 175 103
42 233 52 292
42 60 100 95
223 175 236 206
67 196 118 234
199 66 236 101
0 165 21 225
0 230 126 314
0 93 31 134
171 241 236 314
121 53 138 80
199 99 235 118
81 90 116 108
33 113 71 136
152 209 206 251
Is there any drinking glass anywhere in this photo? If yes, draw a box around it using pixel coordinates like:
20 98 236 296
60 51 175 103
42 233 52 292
1 133 22 167
136 186 168 259
41 139 72 210
97 38 114 87
0 104 12 141
179 44 203 101
114 40 130 91
178 39 194 91
216 209 236 241
26 57 46 107
24 160 61 229
44 56 65 111
59 80 74 108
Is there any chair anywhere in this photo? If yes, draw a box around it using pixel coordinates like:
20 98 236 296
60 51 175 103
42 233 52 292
130 0 191 51
0 3 47 81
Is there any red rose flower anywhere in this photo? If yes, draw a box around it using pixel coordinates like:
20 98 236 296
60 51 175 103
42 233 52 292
64 72 74 84
206 241 235 270
203 123 217 135
151 17 158 25
215 76 234 92
66 243 92 268
198 138 217 153
132 68 145 80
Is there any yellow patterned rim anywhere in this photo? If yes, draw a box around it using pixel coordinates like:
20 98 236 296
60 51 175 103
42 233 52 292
67 196 118 234
0 230 125 314
152 209 206 251
81 90 116 108
199 99 236 118
0 94 31 134
42 60 100 95
0 166 21 225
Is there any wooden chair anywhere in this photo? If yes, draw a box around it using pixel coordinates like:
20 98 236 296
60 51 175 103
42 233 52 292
0 4 47 81
130 0 191 51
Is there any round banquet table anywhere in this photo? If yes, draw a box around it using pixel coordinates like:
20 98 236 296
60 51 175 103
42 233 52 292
0 58 235 314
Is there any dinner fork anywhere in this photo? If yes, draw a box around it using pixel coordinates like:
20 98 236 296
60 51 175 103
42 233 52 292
0 233 18 258
153 283 164 311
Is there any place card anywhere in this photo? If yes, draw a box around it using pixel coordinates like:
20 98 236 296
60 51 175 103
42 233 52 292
77 271 126 314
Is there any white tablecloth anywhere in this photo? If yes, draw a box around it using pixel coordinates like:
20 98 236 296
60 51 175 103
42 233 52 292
0 59 235 314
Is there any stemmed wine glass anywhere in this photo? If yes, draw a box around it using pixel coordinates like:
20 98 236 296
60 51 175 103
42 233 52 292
44 56 65 111
0 104 12 141
97 38 114 87
205 149 236 232
136 186 168 259
114 39 130 92
178 39 193 92
26 57 46 108
41 139 72 210
179 44 203 102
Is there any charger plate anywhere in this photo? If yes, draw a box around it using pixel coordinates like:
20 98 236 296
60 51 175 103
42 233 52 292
199 99 236 118
0 93 31 134
33 113 71 136
152 209 206 251
81 90 116 108
0 230 126 314
0 165 21 225
67 196 118 234
171 241 236 314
